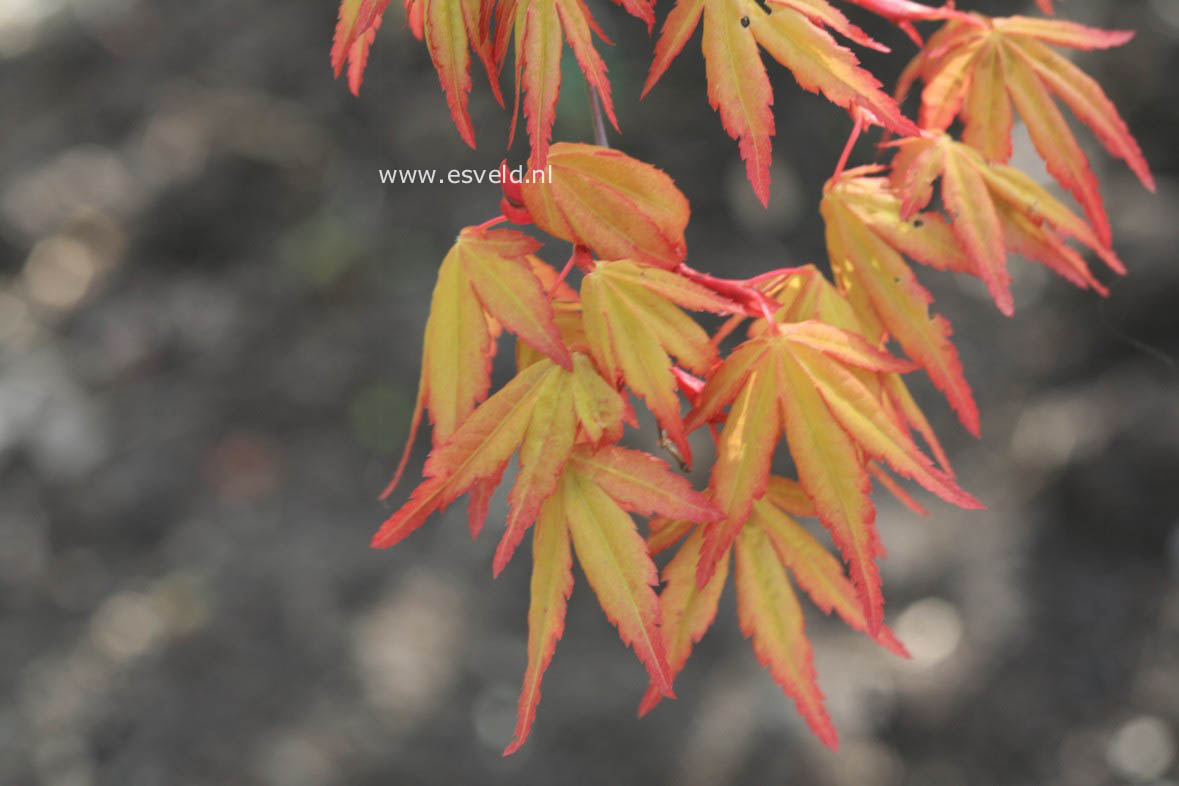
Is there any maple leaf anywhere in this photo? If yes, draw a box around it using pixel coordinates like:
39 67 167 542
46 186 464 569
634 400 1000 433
754 478 907 655
897 14 1154 245
684 325 980 632
643 0 919 205
890 134 1126 315
333 0 501 147
504 444 720 754
519 143 691 269
639 526 730 715
641 477 908 733
384 227 572 498
751 265 958 479
581 259 739 467
332 0 392 96
374 354 624 566
735 517 838 746
503 0 652 169
423 0 505 147
822 168 979 434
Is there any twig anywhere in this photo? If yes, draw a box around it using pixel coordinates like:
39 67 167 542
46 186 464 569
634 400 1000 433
587 80 609 148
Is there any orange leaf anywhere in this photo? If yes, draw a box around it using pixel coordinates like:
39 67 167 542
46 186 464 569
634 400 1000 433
423 0 478 147
696 363 779 585
822 173 979 434
685 332 977 627
331 0 391 95
504 489 573 755
644 0 917 205
961 43 1011 162
520 144 690 268
494 370 577 576
891 135 1125 315
754 496 907 655
735 522 838 748
567 445 723 523
460 232 573 372
642 0 706 97
564 467 675 697
773 345 883 631
373 359 559 548
505 0 648 167
505 441 704 753
781 320 917 374
899 14 1153 244
639 528 729 715
646 517 697 556
582 260 722 465
519 0 563 169
375 354 622 552
790 344 981 509
384 226 575 497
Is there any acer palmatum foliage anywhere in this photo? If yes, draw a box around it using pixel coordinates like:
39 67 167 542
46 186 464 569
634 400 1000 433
331 0 1152 754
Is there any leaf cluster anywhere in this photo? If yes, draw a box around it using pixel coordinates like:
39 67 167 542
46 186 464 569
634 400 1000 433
332 0 1152 754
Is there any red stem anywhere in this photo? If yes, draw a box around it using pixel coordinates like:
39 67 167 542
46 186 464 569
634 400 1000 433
676 263 784 331
472 215 509 232
833 110 866 182
549 248 581 295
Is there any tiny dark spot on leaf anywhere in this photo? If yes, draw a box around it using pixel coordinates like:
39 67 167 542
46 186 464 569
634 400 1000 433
740 15 750 26
913 218 924 228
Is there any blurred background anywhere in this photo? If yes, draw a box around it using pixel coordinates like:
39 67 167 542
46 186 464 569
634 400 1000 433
1 0 1177 783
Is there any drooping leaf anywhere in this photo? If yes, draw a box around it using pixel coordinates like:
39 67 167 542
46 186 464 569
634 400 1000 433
432 228 570 434
567 445 724 523
685 329 979 631
520 143 691 268
334 0 504 146
504 489 573 755
374 355 622 558
890 134 1126 315
517 0 564 169
734 521 838 748
643 0 919 205
504 441 717 753
562 460 675 699
495 368 577 576
753 490 907 654
582 259 737 466
642 479 910 731
506 0 650 169
822 171 979 434
423 0 480 147
375 359 557 548
754 266 958 478
384 226 575 498
639 527 729 716
898 14 1154 244
332 0 392 95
